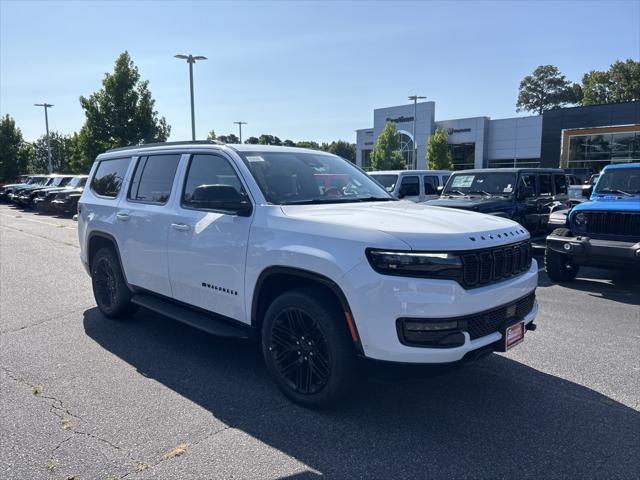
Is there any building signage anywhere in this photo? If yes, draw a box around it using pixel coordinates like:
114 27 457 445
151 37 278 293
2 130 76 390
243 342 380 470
386 116 414 123
447 128 471 134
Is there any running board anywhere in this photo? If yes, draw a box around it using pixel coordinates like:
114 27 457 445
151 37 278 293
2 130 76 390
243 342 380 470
131 293 250 339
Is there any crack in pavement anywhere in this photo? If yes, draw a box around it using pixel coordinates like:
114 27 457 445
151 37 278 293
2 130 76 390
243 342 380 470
0 306 92 335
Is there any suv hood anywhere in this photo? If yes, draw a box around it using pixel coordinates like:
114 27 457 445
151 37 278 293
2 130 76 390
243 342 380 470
281 201 529 251
424 196 513 213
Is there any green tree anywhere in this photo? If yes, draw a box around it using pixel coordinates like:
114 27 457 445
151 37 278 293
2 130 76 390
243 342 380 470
258 134 282 145
207 130 216 141
282 139 296 147
296 140 321 150
608 59 640 102
370 122 404 171
426 127 452 170
78 51 170 162
0 114 32 182
29 132 83 173
516 65 580 114
581 70 612 105
327 140 356 162
244 136 259 144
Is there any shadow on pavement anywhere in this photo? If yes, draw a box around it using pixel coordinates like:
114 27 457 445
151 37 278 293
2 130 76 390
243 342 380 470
83 307 640 479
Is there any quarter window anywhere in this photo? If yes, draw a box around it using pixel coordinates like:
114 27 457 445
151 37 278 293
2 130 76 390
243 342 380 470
128 154 181 204
182 154 245 209
399 176 420 197
91 158 131 198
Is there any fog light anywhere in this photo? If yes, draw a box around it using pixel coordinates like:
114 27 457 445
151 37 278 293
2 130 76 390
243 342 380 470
404 320 458 332
563 243 571 251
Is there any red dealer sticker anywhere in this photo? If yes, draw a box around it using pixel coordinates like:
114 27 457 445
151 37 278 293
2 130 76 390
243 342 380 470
504 321 525 350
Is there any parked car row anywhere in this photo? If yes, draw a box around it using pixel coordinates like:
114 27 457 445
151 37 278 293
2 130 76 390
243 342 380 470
0 173 87 216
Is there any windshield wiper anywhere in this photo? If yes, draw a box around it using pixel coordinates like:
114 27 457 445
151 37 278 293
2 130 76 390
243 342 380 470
597 189 633 197
468 190 493 196
353 196 396 202
281 196 395 205
445 190 466 196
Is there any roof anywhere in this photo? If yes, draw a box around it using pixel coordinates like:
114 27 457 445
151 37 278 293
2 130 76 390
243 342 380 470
369 170 451 175
602 162 640 170
99 142 339 159
450 168 565 174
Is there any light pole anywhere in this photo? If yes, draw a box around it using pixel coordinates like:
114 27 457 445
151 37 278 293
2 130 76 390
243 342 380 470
34 103 54 173
233 121 247 143
175 54 207 141
408 95 426 169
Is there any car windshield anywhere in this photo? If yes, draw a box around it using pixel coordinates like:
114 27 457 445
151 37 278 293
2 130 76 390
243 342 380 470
594 168 640 195
369 174 399 192
50 177 68 187
443 172 517 196
27 177 42 184
239 151 393 204
68 177 86 188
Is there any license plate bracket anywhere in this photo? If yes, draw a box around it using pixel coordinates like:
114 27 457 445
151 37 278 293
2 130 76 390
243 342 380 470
500 320 525 352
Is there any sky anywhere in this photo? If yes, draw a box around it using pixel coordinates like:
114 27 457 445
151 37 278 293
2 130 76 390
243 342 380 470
1 0 639 143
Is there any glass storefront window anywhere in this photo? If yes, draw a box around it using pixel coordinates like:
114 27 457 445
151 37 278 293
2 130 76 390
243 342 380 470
567 131 639 171
450 143 475 170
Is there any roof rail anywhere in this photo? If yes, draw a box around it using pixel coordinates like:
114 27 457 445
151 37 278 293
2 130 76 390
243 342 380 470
105 140 224 153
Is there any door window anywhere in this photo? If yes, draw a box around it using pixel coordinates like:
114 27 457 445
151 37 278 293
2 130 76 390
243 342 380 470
538 174 553 196
519 174 537 196
423 176 438 195
182 154 246 209
553 174 568 195
128 154 181 204
91 157 131 198
399 176 420 197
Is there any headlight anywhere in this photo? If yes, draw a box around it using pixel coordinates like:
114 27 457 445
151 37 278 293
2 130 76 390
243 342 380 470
573 212 588 227
366 249 462 279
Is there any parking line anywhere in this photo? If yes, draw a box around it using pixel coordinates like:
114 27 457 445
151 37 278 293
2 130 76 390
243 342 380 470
0 212 76 230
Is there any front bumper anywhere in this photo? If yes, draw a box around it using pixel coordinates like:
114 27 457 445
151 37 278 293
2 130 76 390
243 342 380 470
547 234 640 267
342 259 539 363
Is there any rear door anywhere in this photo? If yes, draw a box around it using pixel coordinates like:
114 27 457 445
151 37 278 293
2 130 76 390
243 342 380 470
423 175 439 201
167 152 253 322
115 153 182 297
398 175 420 202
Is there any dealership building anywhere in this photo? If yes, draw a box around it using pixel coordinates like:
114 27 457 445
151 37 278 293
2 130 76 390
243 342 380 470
355 100 640 172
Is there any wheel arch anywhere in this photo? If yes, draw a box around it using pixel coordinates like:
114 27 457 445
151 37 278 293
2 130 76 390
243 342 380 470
251 266 363 353
87 231 128 284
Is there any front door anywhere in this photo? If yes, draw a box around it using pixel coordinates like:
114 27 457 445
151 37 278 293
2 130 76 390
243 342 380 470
167 153 253 323
517 173 540 233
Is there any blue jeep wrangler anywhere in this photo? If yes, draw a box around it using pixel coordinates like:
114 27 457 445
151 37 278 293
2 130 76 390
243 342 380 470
545 163 640 282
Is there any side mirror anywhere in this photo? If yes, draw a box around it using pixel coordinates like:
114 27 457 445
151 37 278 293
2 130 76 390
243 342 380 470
190 184 252 216
397 188 406 199
436 185 444 196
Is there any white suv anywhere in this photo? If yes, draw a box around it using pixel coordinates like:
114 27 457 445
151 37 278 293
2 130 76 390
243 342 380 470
369 170 451 202
78 142 538 407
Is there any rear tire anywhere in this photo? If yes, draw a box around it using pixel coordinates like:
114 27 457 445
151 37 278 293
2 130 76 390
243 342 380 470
545 229 579 282
261 287 358 408
91 247 137 318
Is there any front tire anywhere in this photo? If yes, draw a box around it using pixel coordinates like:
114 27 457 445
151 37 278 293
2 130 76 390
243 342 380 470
545 229 579 282
91 247 136 318
261 288 358 408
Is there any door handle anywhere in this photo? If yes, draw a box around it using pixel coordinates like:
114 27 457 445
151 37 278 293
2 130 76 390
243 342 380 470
116 212 130 221
171 223 191 231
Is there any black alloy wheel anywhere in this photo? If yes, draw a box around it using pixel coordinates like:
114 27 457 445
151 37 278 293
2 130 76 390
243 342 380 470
91 247 136 318
268 307 332 395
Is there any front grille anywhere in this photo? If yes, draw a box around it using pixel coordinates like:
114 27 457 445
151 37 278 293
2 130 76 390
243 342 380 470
462 241 532 288
396 291 536 347
584 211 640 239
462 292 536 340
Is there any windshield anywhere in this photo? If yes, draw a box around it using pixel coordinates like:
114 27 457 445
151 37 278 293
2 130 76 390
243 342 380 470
50 177 70 187
27 177 42 184
239 151 393 204
369 174 399 192
594 168 640 195
68 177 87 188
443 172 517 196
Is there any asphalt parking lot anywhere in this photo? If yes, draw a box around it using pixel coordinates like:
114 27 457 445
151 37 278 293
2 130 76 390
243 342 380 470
0 203 638 480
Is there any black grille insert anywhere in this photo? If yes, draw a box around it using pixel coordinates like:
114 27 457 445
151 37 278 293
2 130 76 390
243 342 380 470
584 211 640 239
461 241 532 288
